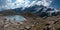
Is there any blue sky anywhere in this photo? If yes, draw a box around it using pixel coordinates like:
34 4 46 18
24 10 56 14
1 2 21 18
12 0 16 2
51 0 60 9
0 0 6 5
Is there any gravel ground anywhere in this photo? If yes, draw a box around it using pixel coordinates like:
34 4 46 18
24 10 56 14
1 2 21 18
0 15 60 30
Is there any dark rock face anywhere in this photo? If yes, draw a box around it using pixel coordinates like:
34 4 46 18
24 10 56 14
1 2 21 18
57 28 60 30
43 24 51 30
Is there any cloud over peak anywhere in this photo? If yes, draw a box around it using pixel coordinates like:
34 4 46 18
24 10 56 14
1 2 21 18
0 0 52 10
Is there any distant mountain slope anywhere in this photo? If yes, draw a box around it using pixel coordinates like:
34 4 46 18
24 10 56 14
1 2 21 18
0 5 60 17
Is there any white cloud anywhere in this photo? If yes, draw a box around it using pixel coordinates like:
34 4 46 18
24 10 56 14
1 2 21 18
0 0 52 10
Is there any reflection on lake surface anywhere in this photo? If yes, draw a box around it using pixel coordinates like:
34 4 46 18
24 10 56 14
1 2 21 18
6 15 26 22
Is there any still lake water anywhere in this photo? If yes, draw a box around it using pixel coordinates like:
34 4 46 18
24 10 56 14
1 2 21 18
6 15 26 22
